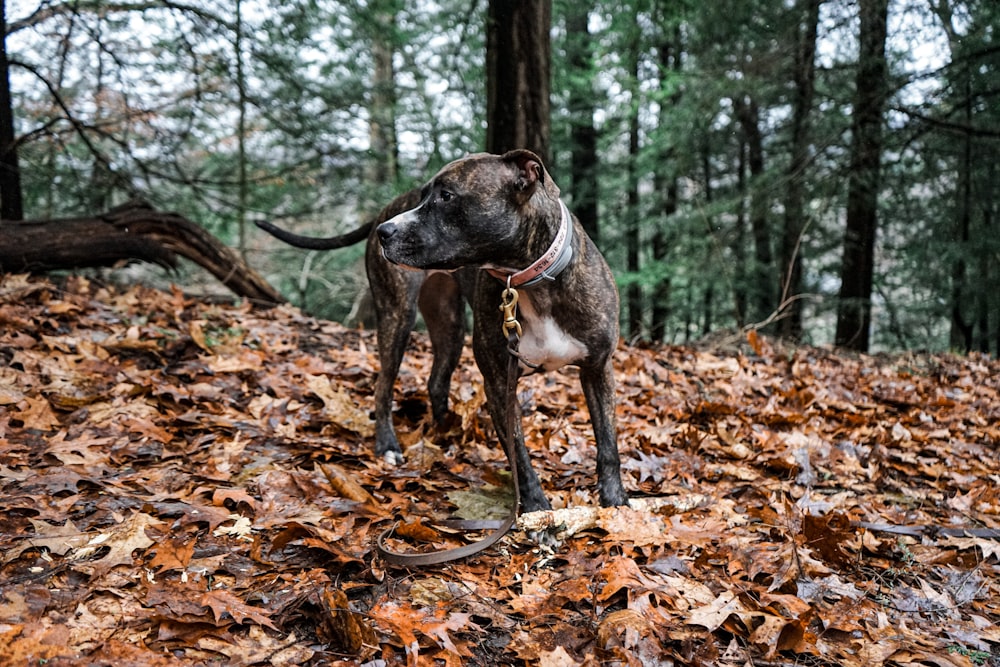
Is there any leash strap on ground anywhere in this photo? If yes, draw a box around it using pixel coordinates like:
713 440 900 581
374 329 523 567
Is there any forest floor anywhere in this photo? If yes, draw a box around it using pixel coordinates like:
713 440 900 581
1 273 999 667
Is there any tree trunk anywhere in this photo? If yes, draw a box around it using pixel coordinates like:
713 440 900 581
565 3 599 242
984 165 998 356
729 120 748 328
368 1 400 194
778 0 821 341
835 0 889 351
625 20 642 340
486 0 551 160
0 200 284 305
733 93 775 325
972 158 997 355
651 23 683 344
702 284 713 336
949 70 974 352
0 0 22 221
235 0 249 258
931 0 996 354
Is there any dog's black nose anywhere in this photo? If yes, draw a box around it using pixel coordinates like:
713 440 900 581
377 222 397 244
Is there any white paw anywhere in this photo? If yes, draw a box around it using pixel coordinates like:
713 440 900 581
382 450 404 466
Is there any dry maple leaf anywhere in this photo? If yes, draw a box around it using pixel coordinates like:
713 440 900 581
73 511 163 577
748 610 813 658
940 534 1000 561
198 589 278 631
82 638 180 667
597 555 684 610
369 599 419 652
43 430 114 467
369 597 479 666
687 590 746 632
207 348 267 373
195 627 312 665
147 534 197 573
0 624 77 664
420 611 475 659
212 514 255 541
305 373 375 436
4 518 90 563
596 608 662 665
12 395 61 431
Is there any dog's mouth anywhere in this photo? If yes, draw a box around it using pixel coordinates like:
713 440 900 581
381 237 471 272
380 247 424 272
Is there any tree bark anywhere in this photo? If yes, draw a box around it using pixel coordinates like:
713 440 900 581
835 0 889 351
734 93 775 325
949 70 974 352
0 200 284 304
651 25 683 343
565 3 599 242
625 19 642 341
235 0 249 258
368 0 400 193
486 0 551 161
733 128 748 328
0 0 23 221
778 0 821 341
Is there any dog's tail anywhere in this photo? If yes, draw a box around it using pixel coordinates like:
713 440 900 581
255 219 372 250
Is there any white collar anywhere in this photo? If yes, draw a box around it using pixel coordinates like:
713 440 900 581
486 200 574 287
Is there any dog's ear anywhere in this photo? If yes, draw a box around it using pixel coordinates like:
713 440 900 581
502 149 545 204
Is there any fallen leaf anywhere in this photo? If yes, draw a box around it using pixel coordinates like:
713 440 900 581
13 396 62 431
196 627 312 665
537 645 585 667
319 461 377 505
316 587 379 659
212 514 255 542
596 608 655 651
148 535 197 572
939 535 1000 561
5 518 90 563
687 590 746 632
74 512 162 577
198 589 278 630
305 374 375 436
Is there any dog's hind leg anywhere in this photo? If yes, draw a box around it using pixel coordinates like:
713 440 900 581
580 359 630 507
419 272 465 424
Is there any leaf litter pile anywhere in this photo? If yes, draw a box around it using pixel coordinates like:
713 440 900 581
2 273 999 666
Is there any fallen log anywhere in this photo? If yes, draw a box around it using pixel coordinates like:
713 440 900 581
0 199 284 305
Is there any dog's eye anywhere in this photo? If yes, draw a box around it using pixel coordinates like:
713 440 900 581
439 190 454 203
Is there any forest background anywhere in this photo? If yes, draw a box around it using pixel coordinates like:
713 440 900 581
2 0 998 354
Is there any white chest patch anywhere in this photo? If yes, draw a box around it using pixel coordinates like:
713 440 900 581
516 298 588 372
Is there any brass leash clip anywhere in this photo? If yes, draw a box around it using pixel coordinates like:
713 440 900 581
499 277 522 339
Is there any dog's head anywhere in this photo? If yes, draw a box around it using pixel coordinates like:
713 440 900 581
376 149 559 271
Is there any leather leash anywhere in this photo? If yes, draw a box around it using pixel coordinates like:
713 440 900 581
374 280 523 566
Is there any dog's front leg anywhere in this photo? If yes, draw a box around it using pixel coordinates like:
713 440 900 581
580 360 630 507
475 338 552 514
484 369 552 513
370 272 421 465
